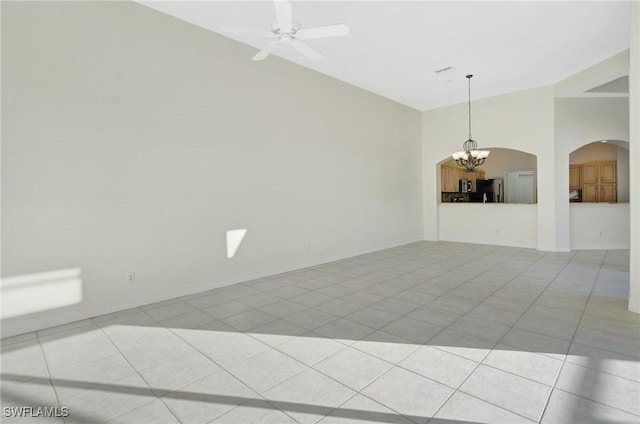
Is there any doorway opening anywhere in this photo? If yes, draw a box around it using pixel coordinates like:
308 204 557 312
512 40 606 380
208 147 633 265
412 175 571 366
506 170 535 204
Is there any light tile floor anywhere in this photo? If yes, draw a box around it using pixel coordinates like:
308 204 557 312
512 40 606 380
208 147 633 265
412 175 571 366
2 242 639 423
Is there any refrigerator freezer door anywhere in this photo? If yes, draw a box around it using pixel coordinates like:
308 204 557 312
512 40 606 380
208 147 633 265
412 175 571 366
493 179 504 203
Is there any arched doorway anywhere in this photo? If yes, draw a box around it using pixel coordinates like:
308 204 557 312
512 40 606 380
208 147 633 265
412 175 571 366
438 148 537 204
568 140 630 249
437 148 538 248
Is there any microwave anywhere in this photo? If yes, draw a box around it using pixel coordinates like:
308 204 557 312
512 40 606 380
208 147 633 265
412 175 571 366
459 180 472 193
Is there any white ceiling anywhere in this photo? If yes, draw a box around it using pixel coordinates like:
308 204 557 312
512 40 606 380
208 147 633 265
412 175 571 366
139 1 631 111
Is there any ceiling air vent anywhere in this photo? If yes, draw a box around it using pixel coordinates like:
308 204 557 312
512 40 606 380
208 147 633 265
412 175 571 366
434 66 455 74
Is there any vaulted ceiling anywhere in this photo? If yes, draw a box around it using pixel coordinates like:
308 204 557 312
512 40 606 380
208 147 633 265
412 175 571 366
139 1 631 110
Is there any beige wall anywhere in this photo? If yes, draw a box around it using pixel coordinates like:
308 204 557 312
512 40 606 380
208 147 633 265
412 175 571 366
570 204 630 249
555 98 629 152
570 142 619 163
1 2 423 336
439 204 537 248
478 148 537 180
618 147 630 204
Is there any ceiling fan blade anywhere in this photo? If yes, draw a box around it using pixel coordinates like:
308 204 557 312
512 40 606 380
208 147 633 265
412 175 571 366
219 26 274 38
252 41 279 61
296 24 350 40
274 0 293 33
292 39 324 62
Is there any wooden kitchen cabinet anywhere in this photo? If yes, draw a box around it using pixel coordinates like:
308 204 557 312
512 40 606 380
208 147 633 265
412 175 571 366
441 165 485 193
600 160 616 183
583 162 598 184
601 183 617 203
441 165 462 192
441 166 452 192
569 165 582 189
585 182 617 203
441 165 456 192
573 160 617 203
441 166 450 192
582 183 598 202
450 167 462 192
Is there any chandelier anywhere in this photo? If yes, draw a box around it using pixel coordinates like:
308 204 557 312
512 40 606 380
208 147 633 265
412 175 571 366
452 74 490 172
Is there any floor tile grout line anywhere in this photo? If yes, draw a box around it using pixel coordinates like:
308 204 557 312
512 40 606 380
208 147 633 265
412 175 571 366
476 250 579 348
202 393 301 424
577 312 640 336
544 386 640 419
338 247 533 351
132 298 330 418
304 247 556 423
228 246 506 422
538 250 607 423
275 248 634 420
33 321 98 340
324 391 370 423
349 347 536 424
93 320 183 424
425 251 569 423
580 307 640 326
414 249 558 364
560 347 640 382
31 326 127 370
32 332 64 419
106 299 309 419
37 330 160 422
450 388 541 423
344 365 418 423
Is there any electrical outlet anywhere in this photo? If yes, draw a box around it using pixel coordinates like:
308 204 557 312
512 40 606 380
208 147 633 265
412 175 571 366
127 272 136 283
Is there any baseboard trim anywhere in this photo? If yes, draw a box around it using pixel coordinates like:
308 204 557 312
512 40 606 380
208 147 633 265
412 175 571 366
569 243 631 250
1 235 423 338
439 236 537 250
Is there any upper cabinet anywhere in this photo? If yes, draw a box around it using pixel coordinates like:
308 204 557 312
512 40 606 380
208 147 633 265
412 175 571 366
441 165 460 192
441 164 484 192
600 160 616 183
582 162 598 184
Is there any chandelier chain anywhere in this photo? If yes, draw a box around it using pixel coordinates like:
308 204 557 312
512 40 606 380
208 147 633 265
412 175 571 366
468 74 472 140
451 73 490 173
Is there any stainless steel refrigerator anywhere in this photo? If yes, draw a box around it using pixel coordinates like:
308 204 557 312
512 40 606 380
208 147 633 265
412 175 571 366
476 178 504 203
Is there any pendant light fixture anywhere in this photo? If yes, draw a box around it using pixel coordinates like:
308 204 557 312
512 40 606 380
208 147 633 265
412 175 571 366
452 74 490 172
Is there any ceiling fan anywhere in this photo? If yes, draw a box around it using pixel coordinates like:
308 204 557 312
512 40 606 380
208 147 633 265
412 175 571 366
221 0 349 62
